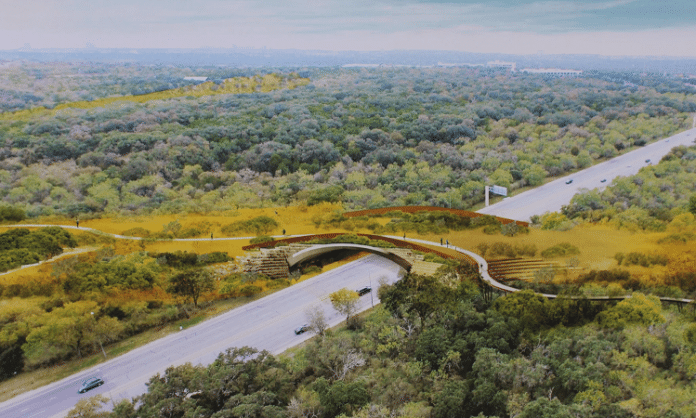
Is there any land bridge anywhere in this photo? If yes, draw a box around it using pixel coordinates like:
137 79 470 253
239 233 477 279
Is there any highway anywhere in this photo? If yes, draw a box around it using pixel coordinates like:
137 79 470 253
0 255 405 418
4 127 695 417
478 127 696 222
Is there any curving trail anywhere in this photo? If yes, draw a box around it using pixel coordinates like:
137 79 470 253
395 236 694 305
0 246 97 277
3 224 694 305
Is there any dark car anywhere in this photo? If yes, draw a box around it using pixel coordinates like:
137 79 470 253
600 179 607 183
565 179 573 184
357 286 372 296
78 377 104 394
645 159 651 163
294 324 310 335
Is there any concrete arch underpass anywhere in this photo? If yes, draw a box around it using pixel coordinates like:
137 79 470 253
286 243 413 272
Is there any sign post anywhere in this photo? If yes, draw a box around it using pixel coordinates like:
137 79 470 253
485 185 507 206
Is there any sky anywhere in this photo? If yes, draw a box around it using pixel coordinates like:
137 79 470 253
1 0 695 56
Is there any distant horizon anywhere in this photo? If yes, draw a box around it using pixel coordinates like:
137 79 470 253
3 46 696 60
2 1 695 58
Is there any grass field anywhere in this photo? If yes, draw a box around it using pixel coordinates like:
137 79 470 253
2 202 684 286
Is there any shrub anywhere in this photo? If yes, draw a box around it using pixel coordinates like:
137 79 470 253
0 248 42 272
222 216 279 235
476 243 489 257
307 186 344 206
534 266 556 283
249 235 275 245
152 251 199 267
472 215 502 227
483 224 502 235
240 284 262 297
615 251 668 267
488 242 515 258
423 253 447 263
514 243 537 257
121 227 152 238
576 269 632 285
308 233 395 248
302 265 322 274
501 222 520 236
0 205 26 222
541 213 574 231
198 252 230 264
541 242 580 258
658 232 695 244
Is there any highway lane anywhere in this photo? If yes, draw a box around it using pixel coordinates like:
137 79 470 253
0 255 405 418
478 127 696 222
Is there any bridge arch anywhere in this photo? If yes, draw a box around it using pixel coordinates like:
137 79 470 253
287 243 412 272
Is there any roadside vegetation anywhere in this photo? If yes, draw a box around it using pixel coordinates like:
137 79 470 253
70 267 696 418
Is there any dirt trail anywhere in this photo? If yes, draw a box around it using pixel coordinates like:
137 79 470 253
0 246 98 277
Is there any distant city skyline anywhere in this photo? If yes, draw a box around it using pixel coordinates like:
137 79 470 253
2 0 695 57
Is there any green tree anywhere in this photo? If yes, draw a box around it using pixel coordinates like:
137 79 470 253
167 269 215 308
314 377 370 418
688 194 696 215
23 302 123 366
379 274 455 324
432 380 471 418
598 293 665 328
523 164 547 187
493 290 551 332
0 205 26 222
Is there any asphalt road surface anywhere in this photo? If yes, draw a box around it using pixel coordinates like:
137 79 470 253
0 255 405 418
478 127 696 222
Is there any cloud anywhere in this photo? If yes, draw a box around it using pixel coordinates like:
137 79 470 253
1 0 695 56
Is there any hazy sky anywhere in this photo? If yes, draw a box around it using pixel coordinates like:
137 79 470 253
2 0 695 56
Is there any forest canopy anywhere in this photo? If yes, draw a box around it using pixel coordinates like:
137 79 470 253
0 64 694 217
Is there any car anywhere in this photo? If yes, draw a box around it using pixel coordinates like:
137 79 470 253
294 324 310 335
645 159 651 163
565 179 573 184
78 377 104 394
600 179 607 183
357 286 372 296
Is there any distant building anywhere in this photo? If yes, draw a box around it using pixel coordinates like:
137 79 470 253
184 76 208 81
342 64 381 68
486 61 516 72
437 62 485 68
520 68 582 77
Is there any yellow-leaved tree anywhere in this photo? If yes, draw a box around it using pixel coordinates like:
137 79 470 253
329 288 360 323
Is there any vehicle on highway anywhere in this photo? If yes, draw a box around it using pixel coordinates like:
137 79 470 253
601 179 607 183
357 286 371 296
565 179 573 184
78 377 104 394
645 159 651 163
294 324 310 335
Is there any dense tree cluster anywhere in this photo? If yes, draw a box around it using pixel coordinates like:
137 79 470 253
72 268 696 418
0 65 693 216
0 62 273 112
0 247 237 380
0 226 76 272
563 144 696 230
